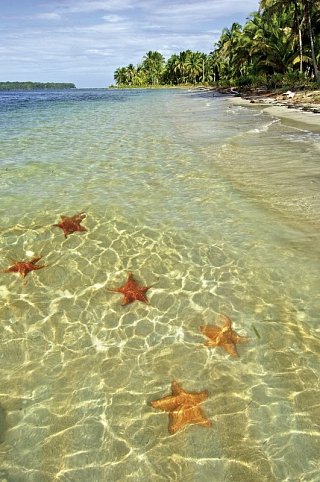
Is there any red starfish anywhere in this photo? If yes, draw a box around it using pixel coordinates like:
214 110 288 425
53 212 87 238
4 256 46 278
109 272 154 305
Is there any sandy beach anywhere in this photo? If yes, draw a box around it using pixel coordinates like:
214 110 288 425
230 90 320 131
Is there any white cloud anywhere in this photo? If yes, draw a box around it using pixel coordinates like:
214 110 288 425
85 48 114 56
50 0 135 14
37 12 61 20
102 15 123 22
152 0 258 18
0 0 260 86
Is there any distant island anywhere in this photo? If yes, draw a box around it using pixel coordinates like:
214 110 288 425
0 81 76 91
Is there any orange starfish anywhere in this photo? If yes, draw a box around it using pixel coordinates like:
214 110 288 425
200 314 248 357
4 256 46 278
53 212 87 238
151 381 212 434
108 272 153 305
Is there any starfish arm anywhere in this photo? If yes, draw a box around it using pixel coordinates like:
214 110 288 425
107 287 123 293
188 391 209 405
223 343 239 356
204 340 213 347
219 314 232 330
169 405 211 434
72 212 86 222
135 292 149 304
151 395 181 412
33 265 46 271
172 382 208 405
31 257 42 264
171 381 183 396
53 223 69 237
234 334 249 344
4 266 18 273
205 339 221 348
169 406 188 434
140 286 150 293
200 325 221 341
121 296 134 305
188 405 212 428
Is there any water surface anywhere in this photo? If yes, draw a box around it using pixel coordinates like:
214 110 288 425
0 88 319 481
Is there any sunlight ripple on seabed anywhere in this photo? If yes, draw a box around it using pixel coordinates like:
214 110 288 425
0 89 319 482
0 211 318 481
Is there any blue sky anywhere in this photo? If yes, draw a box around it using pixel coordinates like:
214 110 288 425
1 0 260 88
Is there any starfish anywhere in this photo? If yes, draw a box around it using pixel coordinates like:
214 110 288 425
4 256 46 278
53 212 87 238
200 314 248 357
108 272 153 305
151 381 212 434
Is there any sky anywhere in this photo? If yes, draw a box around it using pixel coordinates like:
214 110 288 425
1 0 260 88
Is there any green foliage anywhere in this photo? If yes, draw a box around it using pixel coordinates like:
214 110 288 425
113 1 320 88
0 82 76 90
236 74 268 87
113 50 209 87
266 71 316 89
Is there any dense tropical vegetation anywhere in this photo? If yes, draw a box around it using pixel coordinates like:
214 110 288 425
113 0 320 89
0 82 76 90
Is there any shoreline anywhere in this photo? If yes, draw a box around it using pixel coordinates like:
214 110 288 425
227 89 320 131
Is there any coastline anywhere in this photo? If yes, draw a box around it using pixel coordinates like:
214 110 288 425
216 89 320 232
228 90 320 132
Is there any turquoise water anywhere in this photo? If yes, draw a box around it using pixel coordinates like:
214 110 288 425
0 88 319 481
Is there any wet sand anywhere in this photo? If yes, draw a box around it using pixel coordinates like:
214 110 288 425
230 95 320 131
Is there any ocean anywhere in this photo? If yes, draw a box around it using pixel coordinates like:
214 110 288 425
0 88 319 481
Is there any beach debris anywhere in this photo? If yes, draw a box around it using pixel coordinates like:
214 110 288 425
151 381 212 434
199 314 248 357
4 256 46 278
0 405 6 443
53 212 87 238
283 90 295 99
252 325 261 339
108 271 154 305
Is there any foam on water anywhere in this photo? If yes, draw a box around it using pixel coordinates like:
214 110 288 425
0 89 319 481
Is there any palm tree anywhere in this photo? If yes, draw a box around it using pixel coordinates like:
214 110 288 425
260 0 320 81
260 0 304 73
212 23 244 81
142 51 165 85
304 0 320 81
200 53 213 83
164 54 180 84
185 52 203 83
245 10 297 75
177 51 192 83
114 67 128 86
125 64 136 85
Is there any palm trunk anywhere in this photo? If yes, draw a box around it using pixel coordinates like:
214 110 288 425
293 0 304 73
298 26 303 73
305 0 320 82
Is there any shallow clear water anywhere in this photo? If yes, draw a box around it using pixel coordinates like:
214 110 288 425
0 88 319 481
